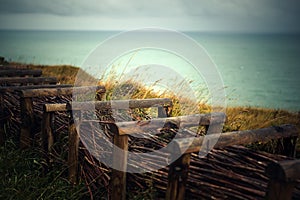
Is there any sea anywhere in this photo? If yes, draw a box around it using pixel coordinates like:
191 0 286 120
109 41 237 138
0 30 299 111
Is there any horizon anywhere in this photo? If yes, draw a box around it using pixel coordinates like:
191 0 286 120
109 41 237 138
1 28 300 35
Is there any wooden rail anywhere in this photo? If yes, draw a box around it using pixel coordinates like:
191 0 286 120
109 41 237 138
266 159 300 200
0 77 57 85
0 66 69 145
20 85 105 98
42 98 172 192
19 86 106 149
0 85 72 144
0 84 72 92
44 98 172 112
114 113 225 135
0 65 29 70
0 69 42 77
171 124 298 155
68 98 172 111
165 124 299 200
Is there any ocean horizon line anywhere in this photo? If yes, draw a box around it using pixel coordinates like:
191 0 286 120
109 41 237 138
1 28 300 35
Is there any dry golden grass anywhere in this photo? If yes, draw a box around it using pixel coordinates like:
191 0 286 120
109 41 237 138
18 63 300 153
11 63 94 85
24 63 299 128
224 106 300 131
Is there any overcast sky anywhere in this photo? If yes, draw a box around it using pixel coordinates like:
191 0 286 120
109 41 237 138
0 0 300 32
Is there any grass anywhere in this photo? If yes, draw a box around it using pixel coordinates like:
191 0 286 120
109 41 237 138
1 63 300 199
0 139 87 200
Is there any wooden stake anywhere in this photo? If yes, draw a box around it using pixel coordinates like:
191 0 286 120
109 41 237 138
166 153 191 200
20 97 35 149
110 124 128 200
41 112 54 155
0 93 5 145
266 160 300 200
68 117 80 185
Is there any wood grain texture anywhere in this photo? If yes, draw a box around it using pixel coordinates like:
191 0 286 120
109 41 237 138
115 113 225 135
0 69 42 77
44 103 67 112
172 124 299 154
110 124 128 200
21 86 105 98
166 153 191 200
0 77 57 84
266 160 300 181
41 112 54 153
20 97 35 149
0 84 72 92
68 98 172 111
266 179 296 200
68 119 80 185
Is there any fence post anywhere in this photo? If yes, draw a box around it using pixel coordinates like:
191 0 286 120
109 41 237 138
166 153 191 200
68 113 80 185
110 124 128 200
0 93 5 145
41 111 55 163
20 96 35 149
266 160 300 200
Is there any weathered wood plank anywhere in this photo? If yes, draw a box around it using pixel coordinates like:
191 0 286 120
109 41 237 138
266 180 296 200
166 153 191 200
0 77 57 84
41 112 54 154
114 113 225 135
46 98 172 113
172 124 298 154
0 65 29 70
0 69 42 77
110 124 128 200
21 86 105 98
0 84 72 92
44 103 67 112
41 111 55 173
0 94 5 145
266 160 300 200
158 102 172 118
68 98 172 111
20 97 35 149
68 118 80 185
266 160 300 181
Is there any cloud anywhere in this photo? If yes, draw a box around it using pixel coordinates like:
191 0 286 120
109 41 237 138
0 0 299 32
0 0 185 16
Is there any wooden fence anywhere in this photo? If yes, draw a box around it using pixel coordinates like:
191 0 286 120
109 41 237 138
19 86 106 148
166 124 299 200
1 66 299 200
42 99 300 200
0 66 62 144
42 98 173 185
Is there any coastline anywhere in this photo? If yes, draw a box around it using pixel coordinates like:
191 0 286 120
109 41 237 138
5 61 299 129
1 60 299 199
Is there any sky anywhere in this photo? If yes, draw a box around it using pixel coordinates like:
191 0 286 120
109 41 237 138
0 0 300 32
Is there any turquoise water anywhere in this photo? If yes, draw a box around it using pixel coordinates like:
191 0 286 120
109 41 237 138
0 30 299 111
